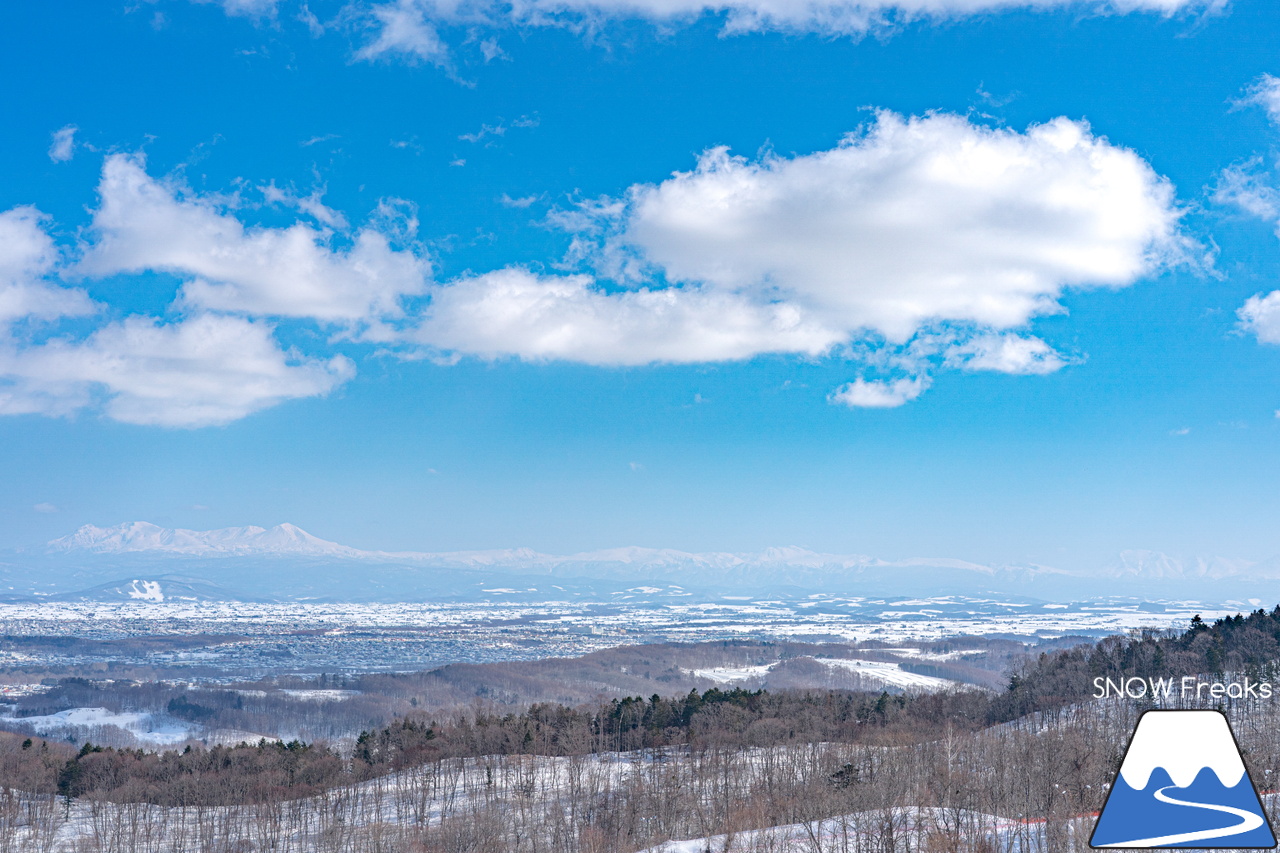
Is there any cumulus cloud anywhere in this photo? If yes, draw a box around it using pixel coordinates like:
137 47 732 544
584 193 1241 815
0 111 1190 420
0 157 390 428
612 113 1183 342
411 112 1182 400
829 376 929 408
412 266 843 364
0 208 94 326
79 155 430 329
1239 291 1280 345
48 125 77 163
0 315 352 428
399 112 1188 406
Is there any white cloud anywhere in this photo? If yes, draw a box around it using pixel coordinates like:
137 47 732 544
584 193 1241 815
0 315 353 428
33 502 58 514
0 207 94 326
260 182 349 229
299 3 326 34
1239 74 1280 126
412 266 844 364
945 333 1068 374
499 193 540 208
79 155 430 329
610 112 1183 343
1215 76 1280 229
1213 157 1280 224
0 162 391 428
348 0 1217 53
355 0 451 66
199 0 280 18
404 112 1184 407
1221 75 1280 350
48 125 77 163
829 376 929 408
1239 291 1280 345
513 0 1215 36
0 111 1190 420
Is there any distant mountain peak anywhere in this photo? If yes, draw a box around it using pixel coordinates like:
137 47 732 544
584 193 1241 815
1106 550 1261 580
48 522 368 559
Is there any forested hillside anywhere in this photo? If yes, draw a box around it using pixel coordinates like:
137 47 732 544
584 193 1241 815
4 608 1280 851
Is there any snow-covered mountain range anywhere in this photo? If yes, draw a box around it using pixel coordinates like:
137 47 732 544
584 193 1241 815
48 521 369 559
44 521 1034 578
9 521 1276 604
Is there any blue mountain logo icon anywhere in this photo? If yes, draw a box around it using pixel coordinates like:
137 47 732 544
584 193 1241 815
1091 709 1276 848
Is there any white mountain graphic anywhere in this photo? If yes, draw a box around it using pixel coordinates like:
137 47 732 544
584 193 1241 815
1092 710 1275 849
1118 711 1247 790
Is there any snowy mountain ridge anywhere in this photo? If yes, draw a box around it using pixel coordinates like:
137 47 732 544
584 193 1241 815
49 521 369 559
46 522 1026 576
41 522 1279 586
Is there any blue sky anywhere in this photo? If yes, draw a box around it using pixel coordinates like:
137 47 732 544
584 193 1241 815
3 0 1280 569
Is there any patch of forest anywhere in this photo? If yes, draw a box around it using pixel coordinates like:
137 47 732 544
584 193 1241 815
0 635 1033 744
5 607 1280 809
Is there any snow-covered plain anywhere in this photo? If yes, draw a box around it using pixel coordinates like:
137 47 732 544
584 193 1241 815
0 597 1239 677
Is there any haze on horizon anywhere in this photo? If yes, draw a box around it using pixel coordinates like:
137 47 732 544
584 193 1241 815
2 0 1280 575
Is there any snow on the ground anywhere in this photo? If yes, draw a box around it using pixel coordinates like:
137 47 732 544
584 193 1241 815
881 647 981 661
636 805 1072 852
0 706 196 745
279 689 359 701
815 658 955 689
690 664 775 682
690 657 957 690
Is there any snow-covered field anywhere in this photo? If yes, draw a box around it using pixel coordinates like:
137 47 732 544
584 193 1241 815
0 706 195 745
690 664 776 683
690 657 958 691
814 658 955 689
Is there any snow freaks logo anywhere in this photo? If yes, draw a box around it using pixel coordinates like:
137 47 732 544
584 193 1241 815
1091 710 1276 848
1093 676 1273 700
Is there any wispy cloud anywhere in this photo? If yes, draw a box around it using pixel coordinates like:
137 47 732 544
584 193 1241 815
48 125 77 163
1220 74 1280 349
1236 74 1280 126
460 116 538 144
354 0 451 67
349 0 1221 70
498 193 541 208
